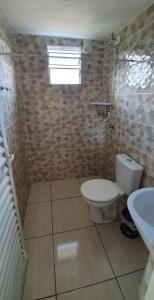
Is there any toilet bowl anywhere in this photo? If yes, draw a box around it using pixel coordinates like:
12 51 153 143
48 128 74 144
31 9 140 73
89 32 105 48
81 179 121 223
80 154 144 224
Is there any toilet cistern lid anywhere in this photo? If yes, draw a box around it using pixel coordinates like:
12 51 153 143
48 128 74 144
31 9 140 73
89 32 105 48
81 179 120 202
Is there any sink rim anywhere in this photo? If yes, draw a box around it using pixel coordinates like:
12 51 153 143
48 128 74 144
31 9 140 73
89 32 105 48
128 187 154 252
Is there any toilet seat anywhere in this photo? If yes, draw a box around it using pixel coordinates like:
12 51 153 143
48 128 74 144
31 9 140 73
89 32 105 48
81 179 120 203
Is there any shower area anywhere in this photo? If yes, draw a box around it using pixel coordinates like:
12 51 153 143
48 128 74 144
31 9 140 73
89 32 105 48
14 35 107 182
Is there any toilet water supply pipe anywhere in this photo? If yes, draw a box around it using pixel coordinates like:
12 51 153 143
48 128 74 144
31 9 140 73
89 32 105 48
103 111 111 125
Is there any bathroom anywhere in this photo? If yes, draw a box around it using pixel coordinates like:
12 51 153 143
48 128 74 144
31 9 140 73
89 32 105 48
0 0 154 299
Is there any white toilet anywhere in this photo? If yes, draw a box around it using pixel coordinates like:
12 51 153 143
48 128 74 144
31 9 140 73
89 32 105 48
81 154 143 224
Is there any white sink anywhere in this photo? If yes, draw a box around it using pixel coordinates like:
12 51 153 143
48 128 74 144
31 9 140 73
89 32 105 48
128 187 154 255
128 188 154 300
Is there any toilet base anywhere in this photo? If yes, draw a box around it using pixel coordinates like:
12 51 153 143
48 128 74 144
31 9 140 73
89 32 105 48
89 201 117 224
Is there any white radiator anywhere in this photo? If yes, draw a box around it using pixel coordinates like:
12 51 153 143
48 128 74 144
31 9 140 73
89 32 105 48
0 120 27 300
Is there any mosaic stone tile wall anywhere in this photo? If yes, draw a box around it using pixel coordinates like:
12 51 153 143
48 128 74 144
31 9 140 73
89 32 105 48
104 3 154 187
14 35 107 182
0 15 30 224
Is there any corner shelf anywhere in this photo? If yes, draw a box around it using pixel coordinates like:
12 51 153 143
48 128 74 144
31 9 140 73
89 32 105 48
91 102 111 106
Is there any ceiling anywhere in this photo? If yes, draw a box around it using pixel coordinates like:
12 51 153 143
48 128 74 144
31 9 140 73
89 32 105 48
0 0 152 39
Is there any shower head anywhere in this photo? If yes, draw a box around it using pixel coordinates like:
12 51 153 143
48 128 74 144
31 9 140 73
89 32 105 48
82 40 93 54
111 32 121 46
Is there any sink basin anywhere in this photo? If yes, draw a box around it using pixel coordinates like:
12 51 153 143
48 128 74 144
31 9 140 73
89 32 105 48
128 188 154 255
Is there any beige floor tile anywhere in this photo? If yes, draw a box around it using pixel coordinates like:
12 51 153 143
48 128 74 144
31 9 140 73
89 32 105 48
28 181 51 204
23 236 55 300
54 227 114 293
51 179 80 200
97 223 148 276
52 197 93 233
43 298 56 300
118 270 144 300
24 202 52 239
78 176 102 185
57 279 123 300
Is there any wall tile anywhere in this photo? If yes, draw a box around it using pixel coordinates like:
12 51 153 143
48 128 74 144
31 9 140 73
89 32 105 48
0 14 30 224
14 34 105 182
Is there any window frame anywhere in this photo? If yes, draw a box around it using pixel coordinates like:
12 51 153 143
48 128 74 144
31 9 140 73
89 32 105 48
47 45 82 85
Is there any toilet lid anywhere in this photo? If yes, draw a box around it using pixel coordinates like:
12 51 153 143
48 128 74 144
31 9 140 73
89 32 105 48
81 179 120 203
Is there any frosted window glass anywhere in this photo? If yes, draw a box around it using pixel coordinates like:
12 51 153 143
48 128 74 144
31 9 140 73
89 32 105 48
49 69 80 84
48 46 81 84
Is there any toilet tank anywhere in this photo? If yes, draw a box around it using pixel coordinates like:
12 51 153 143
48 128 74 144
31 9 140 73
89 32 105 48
116 154 143 195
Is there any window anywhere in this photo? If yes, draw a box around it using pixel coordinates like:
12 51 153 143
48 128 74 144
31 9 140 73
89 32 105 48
47 46 81 84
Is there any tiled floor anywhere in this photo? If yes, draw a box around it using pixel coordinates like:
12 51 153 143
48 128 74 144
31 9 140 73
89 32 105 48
23 178 148 300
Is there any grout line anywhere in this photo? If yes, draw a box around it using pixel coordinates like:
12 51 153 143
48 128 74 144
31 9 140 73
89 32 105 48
24 233 52 241
30 179 52 184
53 224 95 235
95 225 125 300
56 277 116 296
35 277 117 299
27 200 52 205
116 267 145 279
24 226 95 240
35 266 145 299
52 195 81 201
35 296 55 300
50 182 58 299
